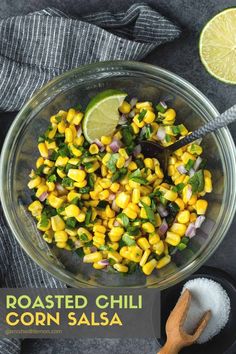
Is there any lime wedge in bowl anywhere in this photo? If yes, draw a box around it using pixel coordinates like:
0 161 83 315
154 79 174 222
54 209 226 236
83 89 127 143
199 8 236 84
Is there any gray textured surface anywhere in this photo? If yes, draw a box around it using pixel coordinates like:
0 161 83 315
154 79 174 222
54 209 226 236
0 0 236 353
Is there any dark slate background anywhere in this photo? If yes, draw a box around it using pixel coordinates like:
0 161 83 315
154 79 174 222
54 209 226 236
0 1 236 353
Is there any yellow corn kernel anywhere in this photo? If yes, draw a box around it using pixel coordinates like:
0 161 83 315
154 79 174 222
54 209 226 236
107 242 119 251
67 191 80 202
76 212 86 223
65 229 77 237
115 192 130 209
170 223 187 236
139 249 151 267
48 194 63 209
57 120 66 134
175 198 185 211
82 246 91 255
78 227 93 240
113 263 128 272
131 122 140 134
70 144 82 157
68 169 86 183
165 231 180 246
107 218 115 229
204 170 212 178
28 176 41 189
129 245 143 262
74 135 84 146
152 240 164 255
140 207 148 219
168 165 175 176
181 152 195 164
37 218 51 232
116 156 125 169
105 205 115 218
108 226 124 242
86 161 100 173
56 242 67 249
100 136 111 145
133 114 145 128
72 112 83 125
54 230 68 243
136 101 153 110
118 148 129 159
35 184 48 198
128 161 138 171
155 165 164 179
93 262 106 270
57 168 66 179
28 200 43 217
123 207 137 219
188 194 197 206
89 191 98 200
132 188 140 204
142 259 157 275
156 255 171 269
195 199 208 215
177 210 190 224
164 190 178 202
99 179 112 189
108 251 122 264
93 224 106 233
142 222 155 234
99 189 110 200
74 180 87 188
100 165 107 177
89 143 99 155
119 246 130 259
119 101 131 114
143 110 155 123
43 230 53 243
148 233 160 245
65 204 80 217
204 176 213 193
51 215 65 231
137 237 150 250
83 252 103 263
66 108 76 123
143 158 154 170
140 196 151 207
55 156 69 167
38 142 48 158
65 127 73 143
190 212 197 222
163 108 176 121
110 182 120 193
36 157 44 169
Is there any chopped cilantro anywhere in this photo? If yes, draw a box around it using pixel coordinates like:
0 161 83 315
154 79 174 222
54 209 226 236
140 201 156 226
189 169 204 193
61 177 74 187
65 217 77 229
47 174 57 182
122 233 136 246
97 201 109 210
137 109 147 122
85 207 92 226
106 154 119 173
117 213 130 228
185 159 195 171
129 169 148 185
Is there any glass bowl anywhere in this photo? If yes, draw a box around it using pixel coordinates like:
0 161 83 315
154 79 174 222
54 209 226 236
1 61 235 289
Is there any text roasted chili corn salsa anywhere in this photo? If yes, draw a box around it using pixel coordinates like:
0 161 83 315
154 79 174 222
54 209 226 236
28 95 212 276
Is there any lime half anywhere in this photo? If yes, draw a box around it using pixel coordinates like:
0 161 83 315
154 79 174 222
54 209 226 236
83 89 127 143
199 8 236 84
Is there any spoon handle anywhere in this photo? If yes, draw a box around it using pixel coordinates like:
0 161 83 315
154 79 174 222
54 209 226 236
169 104 236 151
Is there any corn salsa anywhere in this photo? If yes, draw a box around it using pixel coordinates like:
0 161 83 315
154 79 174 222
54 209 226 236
28 96 212 275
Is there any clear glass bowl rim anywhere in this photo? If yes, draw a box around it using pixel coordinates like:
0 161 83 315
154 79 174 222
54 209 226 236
0 60 236 289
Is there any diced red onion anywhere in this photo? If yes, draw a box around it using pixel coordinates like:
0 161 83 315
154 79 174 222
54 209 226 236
189 168 195 177
90 246 97 253
38 192 48 202
185 223 196 238
194 156 202 171
158 219 168 236
76 125 82 137
93 139 105 152
112 200 120 213
177 165 187 175
119 114 128 125
78 165 84 170
113 220 120 227
124 156 132 167
157 204 168 217
108 193 116 201
195 215 206 229
186 185 192 201
129 110 136 118
133 144 142 157
109 139 122 153
159 101 167 110
156 127 166 141
130 97 138 108
98 259 109 266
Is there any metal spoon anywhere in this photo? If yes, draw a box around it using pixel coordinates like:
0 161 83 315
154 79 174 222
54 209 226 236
140 104 236 172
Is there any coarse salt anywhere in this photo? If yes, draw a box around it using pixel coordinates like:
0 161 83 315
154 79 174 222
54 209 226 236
181 278 230 344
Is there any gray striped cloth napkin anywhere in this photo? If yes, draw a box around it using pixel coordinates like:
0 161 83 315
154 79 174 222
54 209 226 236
0 3 180 353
